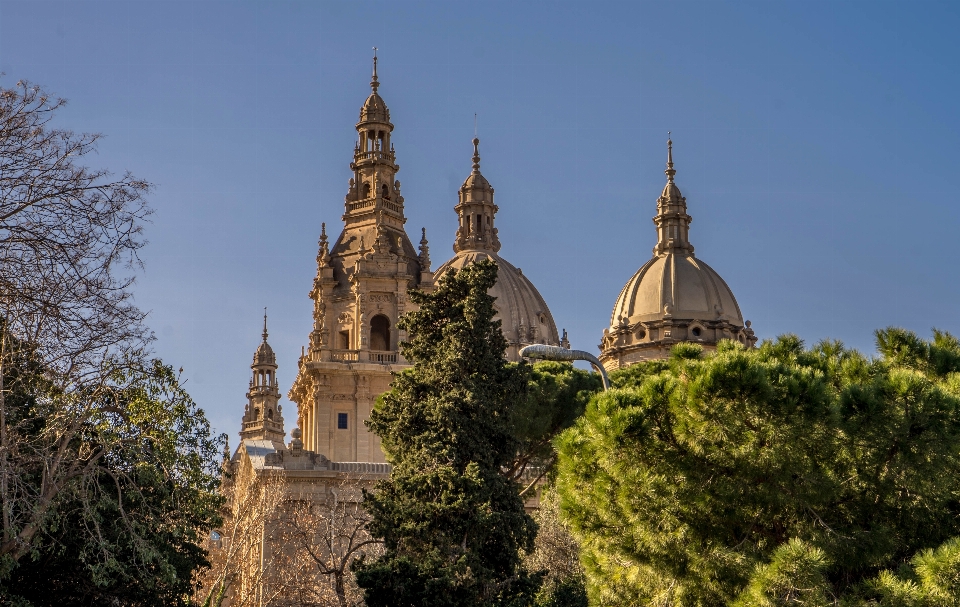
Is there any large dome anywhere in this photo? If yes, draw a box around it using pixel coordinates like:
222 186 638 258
611 254 743 326
599 138 755 370
435 251 560 360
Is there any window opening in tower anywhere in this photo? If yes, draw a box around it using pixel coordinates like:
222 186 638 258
370 314 390 351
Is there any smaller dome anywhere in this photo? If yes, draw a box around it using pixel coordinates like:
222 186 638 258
359 92 390 124
254 340 276 366
461 171 491 192
661 181 682 200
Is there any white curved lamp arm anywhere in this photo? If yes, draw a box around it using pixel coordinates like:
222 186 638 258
519 344 610 391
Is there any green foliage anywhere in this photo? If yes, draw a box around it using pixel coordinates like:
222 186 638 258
534 576 589 607
0 349 225 606
354 259 540 606
733 539 834 607
864 537 960 606
510 361 602 480
555 329 960 606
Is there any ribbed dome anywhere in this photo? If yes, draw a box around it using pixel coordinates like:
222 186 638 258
611 252 743 326
359 92 390 124
435 251 560 359
461 170 491 191
253 340 276 366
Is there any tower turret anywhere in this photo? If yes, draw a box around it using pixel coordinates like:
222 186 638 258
239 311 285 444
453 138 501 253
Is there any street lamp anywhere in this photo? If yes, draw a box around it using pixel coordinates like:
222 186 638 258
519 344 610 391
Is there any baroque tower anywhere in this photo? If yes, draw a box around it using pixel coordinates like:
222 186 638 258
239 312 286 444
599 137 756 370
435 138 560 360
288 55 433 463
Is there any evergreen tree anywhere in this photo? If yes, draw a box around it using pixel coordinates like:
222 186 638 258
555 330 960 606
354 259 541 606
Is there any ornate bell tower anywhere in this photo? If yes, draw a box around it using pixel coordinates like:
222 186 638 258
289 53 433 463
239 312 285 444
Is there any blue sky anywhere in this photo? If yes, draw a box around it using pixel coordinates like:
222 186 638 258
2 0 959 439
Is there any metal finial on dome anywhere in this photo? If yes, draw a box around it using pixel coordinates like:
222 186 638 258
262 307 268 342
666 132 676 183
371 47 379 93
472 137 481 173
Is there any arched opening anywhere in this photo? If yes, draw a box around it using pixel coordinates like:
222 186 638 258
362 182 371 198
370 315 390 351
268 408 274 420
381 184 390 199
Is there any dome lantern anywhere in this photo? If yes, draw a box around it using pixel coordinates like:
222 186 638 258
436 138 560 361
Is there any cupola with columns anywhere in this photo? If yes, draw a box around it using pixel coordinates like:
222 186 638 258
599 136 756 370
239 312 285 444
435 138 561 361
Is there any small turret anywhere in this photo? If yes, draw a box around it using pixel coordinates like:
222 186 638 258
239 310 286 444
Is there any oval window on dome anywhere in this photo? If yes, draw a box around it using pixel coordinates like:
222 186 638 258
692 327 702 337
636 329 646 340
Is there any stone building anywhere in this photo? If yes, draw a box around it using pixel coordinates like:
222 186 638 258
215 58 757 604
598 136 756 371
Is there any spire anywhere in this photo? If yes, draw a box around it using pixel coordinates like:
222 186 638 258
317 222 330 267
262 307 268 342
418 227 431 272
653 134 694 256
665 132 676 183
472 137 481 173
371 47 379 93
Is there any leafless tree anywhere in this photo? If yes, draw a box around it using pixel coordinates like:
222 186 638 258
524 488 584 595
198 468 382 607
198 465 288 607
0 79 153 563
278 479 382 607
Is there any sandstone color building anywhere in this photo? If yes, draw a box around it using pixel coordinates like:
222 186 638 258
216 57 756 604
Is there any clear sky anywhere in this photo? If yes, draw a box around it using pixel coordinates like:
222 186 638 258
2 0 959 440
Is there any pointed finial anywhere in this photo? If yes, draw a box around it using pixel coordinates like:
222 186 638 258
474 113 478 138
418 227 431 272
472 137 481 173
262 308 268 342
665 132 676 183
371 47 379 93
317 223 330 266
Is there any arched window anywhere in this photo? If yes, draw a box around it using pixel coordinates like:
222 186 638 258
381 184 389 199
362 182 371 198
268 408 274 419
370 315 390 351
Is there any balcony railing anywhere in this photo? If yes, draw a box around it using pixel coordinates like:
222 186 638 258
330 350 359 362
354 150 395 162
370 351 398 363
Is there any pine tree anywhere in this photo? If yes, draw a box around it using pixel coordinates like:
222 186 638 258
354 259 541 606
555 330 960 606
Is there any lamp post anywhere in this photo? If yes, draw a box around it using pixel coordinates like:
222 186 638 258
519 344 610 391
